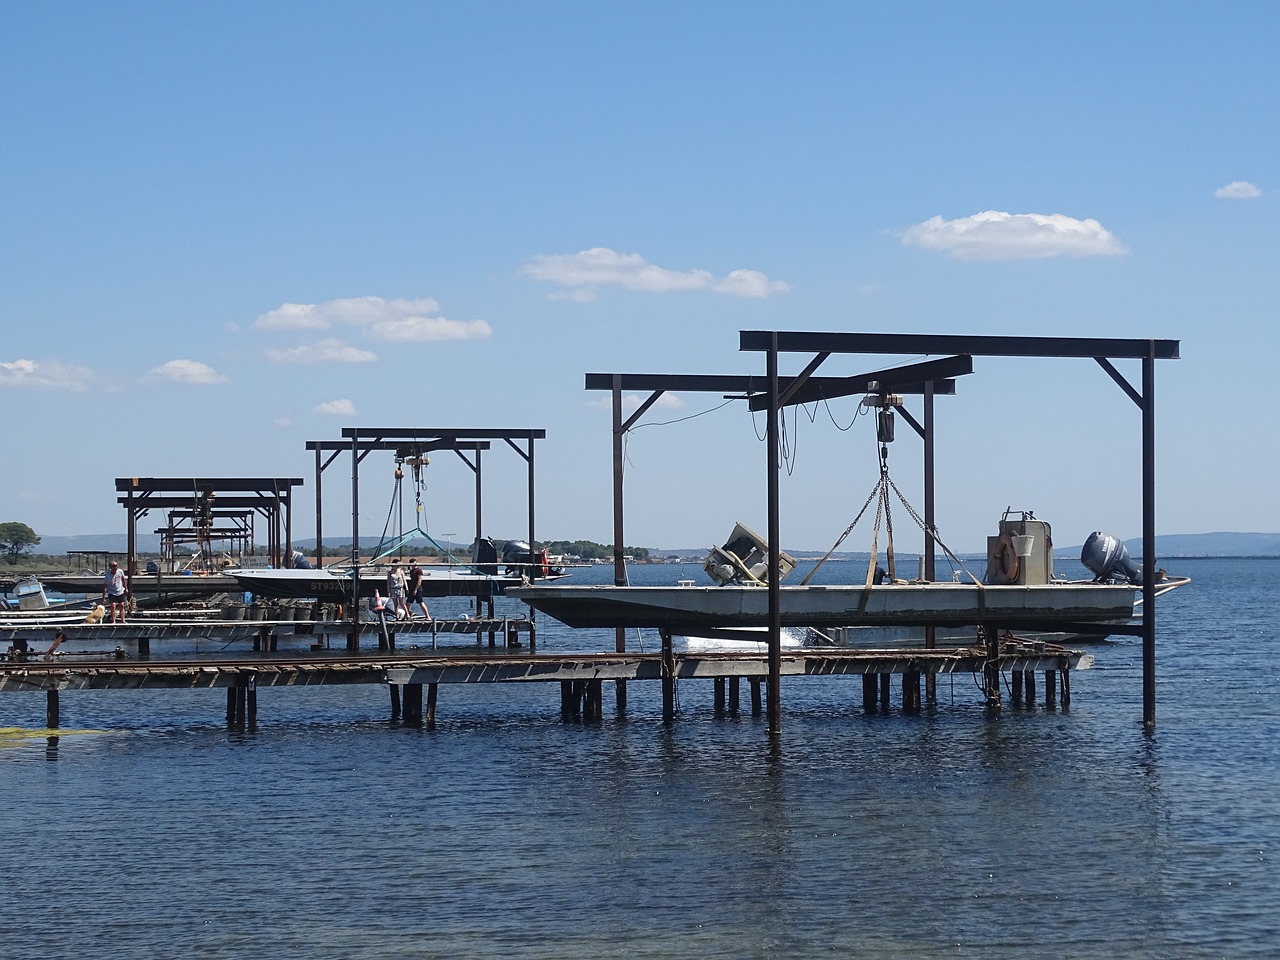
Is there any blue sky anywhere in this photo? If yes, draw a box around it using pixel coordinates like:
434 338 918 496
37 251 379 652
2 1 1276 555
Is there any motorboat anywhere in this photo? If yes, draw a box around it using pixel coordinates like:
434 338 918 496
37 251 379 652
510 514 1189 638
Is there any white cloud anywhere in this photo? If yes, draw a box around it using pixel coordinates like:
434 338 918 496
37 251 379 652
255 296 451 332
0 358 91 391
274 417 292 428
588 392 686 413
901 211 1128 260
314 398 357 416
522 248 791 299
1215 180 1262 200
147 359 229 385
264 338 378 365
369 316 492 343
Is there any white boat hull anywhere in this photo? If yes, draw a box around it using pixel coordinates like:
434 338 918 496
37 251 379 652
507 582 1140 630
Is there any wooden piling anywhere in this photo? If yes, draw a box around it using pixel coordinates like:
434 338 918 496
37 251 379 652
389 683 401 720
661 629 675 724
862 673 878 713
750 677 762 717
425 682 438 729
728 676 740 715
903 670 921 712
1012 670 1024 705
1060 666 1071 708
1025 668 1036 703
403 683 423 726
714 677 726 716
46 690 59 728
879 673 891 712
983 627 1001 710
1045 670 1057 708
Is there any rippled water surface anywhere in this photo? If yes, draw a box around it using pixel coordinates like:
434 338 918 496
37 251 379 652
3 558 1278 958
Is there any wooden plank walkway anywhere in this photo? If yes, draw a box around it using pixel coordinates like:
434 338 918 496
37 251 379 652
0 645 1090 693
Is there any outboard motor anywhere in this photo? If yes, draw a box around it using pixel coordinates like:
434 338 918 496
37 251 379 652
1080 531 1142 584
472 537 499 574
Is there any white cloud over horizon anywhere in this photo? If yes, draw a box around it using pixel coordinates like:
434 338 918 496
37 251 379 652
1215 180 1262 199
522 248 791 301
588 392 686 413
147 359 229 385
265 338 379 365
901 211 1128 260
313 398 357 416
0 358 91 391
255 296 491 345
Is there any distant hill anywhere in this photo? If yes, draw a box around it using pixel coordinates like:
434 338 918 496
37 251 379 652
1122 531 1280 557
28 530 1280 559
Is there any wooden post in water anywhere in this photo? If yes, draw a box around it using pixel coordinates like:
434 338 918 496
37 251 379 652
560 680 573 721
389 684 401 720
46 690 59 728
246 683 257 725
750 677 762 716
728 676 740 715
879 673 891 712
661 629 675 724
983 626 1001 710
1061 666 1071 708
714 678 726 717
903 670 920 712
425 682 438 729
1012 670 1024 705
1025 669 1036 704
862 674 878 713
1045 670 1057 709
403 683 423 726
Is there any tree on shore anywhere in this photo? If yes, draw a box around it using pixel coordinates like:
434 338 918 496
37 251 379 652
0 522 41 563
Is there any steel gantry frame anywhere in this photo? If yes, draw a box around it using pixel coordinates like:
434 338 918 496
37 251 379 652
739 331 1180 733
115 476 304 587
584 357 972 718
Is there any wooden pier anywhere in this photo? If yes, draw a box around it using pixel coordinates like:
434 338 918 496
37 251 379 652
1 635 1088 728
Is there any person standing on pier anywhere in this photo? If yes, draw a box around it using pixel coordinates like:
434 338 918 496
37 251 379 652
103 560 128 623
407 559 430 620
387 563 410 620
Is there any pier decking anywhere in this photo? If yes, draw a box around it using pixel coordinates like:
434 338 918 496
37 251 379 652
2 619 1087 727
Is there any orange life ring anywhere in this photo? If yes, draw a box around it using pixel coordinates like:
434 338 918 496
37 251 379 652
994 533 1020 583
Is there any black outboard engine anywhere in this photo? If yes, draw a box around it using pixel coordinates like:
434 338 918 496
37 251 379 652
472 537 499 574
1080 531 1142 584
502 539 532 573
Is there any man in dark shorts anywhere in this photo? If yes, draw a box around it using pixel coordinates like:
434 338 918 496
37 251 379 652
407 560 430 619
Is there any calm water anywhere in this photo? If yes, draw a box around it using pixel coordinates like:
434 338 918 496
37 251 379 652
2 557 1277 958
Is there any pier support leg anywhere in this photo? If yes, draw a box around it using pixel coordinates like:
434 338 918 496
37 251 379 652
983 626 1001 711
862 674 878 714
1012 670 1024 705
586 679 603 723
661 629 675 724
879 673 891 712
46 690 60 728
560 680 573 721
403 683 423 726
714 678 725 717
426 682 437 729
1045 670 1057 709
226 687 236 723
728 676 740 715
615 678 627 715
903 670 921 713
1060 666 1071 708
389 684 401 721
247 684 257 725
137 637 150 659
1025 669 1036 704
750 677 762 717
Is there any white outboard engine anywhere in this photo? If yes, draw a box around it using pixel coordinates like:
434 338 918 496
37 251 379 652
1080 531 1142 584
